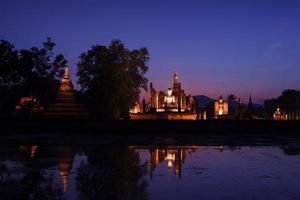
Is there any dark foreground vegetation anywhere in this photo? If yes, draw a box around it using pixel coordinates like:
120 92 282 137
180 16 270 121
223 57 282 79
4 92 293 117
1 38 300 121
0 38 149 120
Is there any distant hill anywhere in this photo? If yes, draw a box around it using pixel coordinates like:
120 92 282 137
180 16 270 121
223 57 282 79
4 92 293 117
253 103 263 109
193 95 214 108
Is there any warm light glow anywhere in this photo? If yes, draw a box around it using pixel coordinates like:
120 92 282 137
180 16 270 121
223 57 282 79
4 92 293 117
167 88 172 96
273 106 287 120
30 145 38 158
218 108 223 115
63 63 70 79
168 160 173 168
15 105 22 110
148 72 194 114
166 152 175 161
129 102 141 114
20 97 33 105
165 95 175 104
166 152 175 169
214 96 228 117
156 149 159 164
203 111 207 120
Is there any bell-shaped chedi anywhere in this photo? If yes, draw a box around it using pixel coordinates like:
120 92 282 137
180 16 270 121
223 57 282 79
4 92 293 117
44 63 89 119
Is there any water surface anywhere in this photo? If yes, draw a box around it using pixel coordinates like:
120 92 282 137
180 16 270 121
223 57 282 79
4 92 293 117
1 138 300 200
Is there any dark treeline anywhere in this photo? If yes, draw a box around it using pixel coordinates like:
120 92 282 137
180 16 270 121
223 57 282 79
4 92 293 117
0 38 149 119
0 38 66 118
76 39 149 119
0 38 299 120
264 90 300 118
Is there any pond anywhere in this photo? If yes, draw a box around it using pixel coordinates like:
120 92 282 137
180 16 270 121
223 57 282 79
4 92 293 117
0 136 300 200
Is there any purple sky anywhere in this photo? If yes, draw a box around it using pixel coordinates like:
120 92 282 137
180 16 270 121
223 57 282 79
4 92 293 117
1 0 300 103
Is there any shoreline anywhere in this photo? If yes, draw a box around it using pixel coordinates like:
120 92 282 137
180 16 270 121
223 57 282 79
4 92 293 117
1 120 299 137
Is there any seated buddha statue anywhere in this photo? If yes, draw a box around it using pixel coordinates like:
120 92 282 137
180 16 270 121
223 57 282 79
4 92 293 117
164 88 177 108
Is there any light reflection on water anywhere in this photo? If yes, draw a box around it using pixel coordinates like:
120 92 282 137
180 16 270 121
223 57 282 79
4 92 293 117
0 144 300 200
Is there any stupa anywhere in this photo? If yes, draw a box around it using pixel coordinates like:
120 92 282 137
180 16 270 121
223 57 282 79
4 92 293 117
44 63 89 119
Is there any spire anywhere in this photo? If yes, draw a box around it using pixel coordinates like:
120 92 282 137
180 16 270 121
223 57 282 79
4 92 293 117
173 72 179 84
59 62 73 92
63 63 70 79
248 95 254 119
248 95 253 107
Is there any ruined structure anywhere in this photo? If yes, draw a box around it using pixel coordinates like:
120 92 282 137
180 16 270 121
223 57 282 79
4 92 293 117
149 73 193 112
44 63 89 119
130 73 197 120
273 106 287 120
214 96 229 119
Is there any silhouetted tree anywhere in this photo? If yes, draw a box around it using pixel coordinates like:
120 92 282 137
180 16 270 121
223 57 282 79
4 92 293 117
76 40 149 119
247 96 254 119
227 94 236 103
18 37 66 107
0 38 66 118
0 40 20 117
264 89 300 118
227 94 236 117
0 40 20 86
278 90 300 112
76 146 148 200
0 145 65 200
264 98 278 118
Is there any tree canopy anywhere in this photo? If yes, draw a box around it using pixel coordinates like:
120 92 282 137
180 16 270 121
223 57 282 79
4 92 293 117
77 39 149 119
0 38 66 118
0 40 19 88
264 89 300 118
227 94 237 103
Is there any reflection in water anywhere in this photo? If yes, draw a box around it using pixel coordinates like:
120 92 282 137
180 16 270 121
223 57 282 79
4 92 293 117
19 145 38 159
1 144 65 200
130 146 197 178
75 146 148 200
58 149 74 193
0 142 300 200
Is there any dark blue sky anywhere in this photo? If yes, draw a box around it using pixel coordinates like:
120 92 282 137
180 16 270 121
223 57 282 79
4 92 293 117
1 0 300 103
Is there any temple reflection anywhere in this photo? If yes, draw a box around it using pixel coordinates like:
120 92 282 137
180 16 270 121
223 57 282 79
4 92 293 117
18 144 75 193
19 145 39 159
129 145 197 178
58 148 75 193
1 143 300 199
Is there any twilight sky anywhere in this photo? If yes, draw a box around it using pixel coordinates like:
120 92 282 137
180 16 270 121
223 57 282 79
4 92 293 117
1 0 300 103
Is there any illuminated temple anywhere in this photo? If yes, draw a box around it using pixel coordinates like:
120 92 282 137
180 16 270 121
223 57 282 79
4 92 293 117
214 96 229 119
130 73 197 120
44 63 89 119
149 73 193 112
